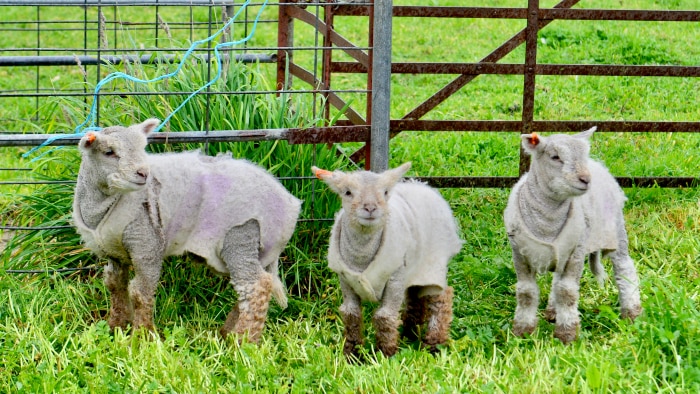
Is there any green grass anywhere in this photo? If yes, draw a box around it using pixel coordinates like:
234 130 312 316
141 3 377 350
2 0 700 392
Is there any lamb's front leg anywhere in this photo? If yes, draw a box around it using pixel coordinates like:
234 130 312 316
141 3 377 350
122 219 165 333
221 219 272 344
512 252 539 337
552 254 584 344
373 277 406 357
338 279 364 360
103 259 132 330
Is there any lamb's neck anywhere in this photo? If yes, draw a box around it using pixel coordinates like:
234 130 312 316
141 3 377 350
519 172 572 242
74 178 122 229
338 217 383 270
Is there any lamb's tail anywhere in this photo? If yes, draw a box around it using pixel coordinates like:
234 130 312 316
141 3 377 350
271 273 288 309
588 251 607 286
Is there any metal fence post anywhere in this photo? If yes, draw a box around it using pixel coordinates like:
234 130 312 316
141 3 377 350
370 0 392 173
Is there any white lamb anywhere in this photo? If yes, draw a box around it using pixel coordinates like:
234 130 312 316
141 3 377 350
504 127 642 344
72 119 301 343
313 163 463 358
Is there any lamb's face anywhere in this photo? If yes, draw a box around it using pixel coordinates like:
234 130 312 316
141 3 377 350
521 128 596 201
339 173 391 228
79 119 160 195
312 163 412 230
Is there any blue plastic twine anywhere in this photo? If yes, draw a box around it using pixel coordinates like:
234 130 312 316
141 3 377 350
24 0 268 159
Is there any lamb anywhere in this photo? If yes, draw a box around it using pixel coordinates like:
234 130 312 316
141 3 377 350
72 118 301 343
312 163 463 358
503 127 642 344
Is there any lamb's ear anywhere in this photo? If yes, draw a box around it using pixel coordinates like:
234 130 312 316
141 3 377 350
381 162 411 187
312 166 344 193
79 132 99 151
521 132 545 155
138 118 161 135
575 126 597 141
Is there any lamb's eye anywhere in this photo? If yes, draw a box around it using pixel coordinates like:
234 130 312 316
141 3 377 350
104 149 116 157
551 155 561 161
384 190 388 196
344 190 352 197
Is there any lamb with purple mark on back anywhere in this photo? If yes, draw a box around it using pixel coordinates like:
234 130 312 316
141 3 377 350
72 119 301 343
504 127 642 344
313 163 463 359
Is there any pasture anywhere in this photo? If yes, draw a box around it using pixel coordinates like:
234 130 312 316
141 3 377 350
1 1 699 392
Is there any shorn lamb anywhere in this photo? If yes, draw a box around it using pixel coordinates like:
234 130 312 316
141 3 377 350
72 119 301 343
503 127 642 344
313 163 463 358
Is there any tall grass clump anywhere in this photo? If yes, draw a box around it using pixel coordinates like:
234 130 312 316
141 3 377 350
2 55 350 299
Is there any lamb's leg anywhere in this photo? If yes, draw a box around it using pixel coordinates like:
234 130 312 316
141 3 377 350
339 279 364 360
372 277 406 358
220 219 271 344
103 259 131 330
422 286 454 353
608 227 642 320
401 286 425 342
544 273 560 323
122 220 165 333
512 253 540 337
552 255 584 344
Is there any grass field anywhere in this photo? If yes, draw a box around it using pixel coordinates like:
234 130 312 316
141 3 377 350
1 1 700 392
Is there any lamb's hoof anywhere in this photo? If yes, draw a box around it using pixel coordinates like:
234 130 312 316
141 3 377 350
343 342 364 363
378 343 398 358
512 322 536 337
107 318 129 332
553 324 579 344
543 307 557 323
620 305 642 321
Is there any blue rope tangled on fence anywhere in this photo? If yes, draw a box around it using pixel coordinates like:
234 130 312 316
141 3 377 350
23 0 268 158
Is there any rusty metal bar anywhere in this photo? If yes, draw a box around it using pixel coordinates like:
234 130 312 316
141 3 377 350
333 6 528 19
332 5 700 22
0 126 371 147
541 9 700 22
415 177 700 189
331 62 700 77
277 0 294 90
383 120 700 133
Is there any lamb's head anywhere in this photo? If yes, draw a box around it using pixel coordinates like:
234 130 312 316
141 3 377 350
78 119 160 195
521 127 596 201
312 163 411 230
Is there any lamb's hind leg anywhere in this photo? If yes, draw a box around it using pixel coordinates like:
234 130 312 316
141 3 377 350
220 219 271 344
422 286 454 353
401 286 425 342
104 259 132 330
608 226 642 320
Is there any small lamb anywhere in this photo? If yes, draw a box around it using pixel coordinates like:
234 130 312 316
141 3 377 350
504 127 642 344
313 163 463 358
72 119 301 343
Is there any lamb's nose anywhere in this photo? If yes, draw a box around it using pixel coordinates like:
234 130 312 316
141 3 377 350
579 173 591 185
137 169 149 179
